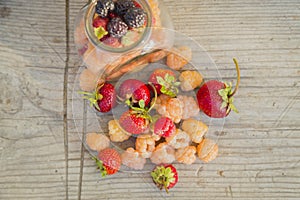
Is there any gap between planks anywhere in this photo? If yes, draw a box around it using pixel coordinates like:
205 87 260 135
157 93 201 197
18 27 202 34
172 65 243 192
78 101 87 200
64 0 70 199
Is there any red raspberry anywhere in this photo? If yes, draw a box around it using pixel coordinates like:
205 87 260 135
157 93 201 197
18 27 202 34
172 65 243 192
154 117 175 138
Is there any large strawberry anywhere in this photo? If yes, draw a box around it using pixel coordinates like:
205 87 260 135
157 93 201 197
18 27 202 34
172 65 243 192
93 148 121 176
81 82 116 113
119 109 150 134
196 58 240 118
148 69 180 97
118 79 151 107
151 164 178 193
119 83 157 135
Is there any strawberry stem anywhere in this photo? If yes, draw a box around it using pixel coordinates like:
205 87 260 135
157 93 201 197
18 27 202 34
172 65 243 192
163 178 169 194
147 82 157 112
229 58 240 98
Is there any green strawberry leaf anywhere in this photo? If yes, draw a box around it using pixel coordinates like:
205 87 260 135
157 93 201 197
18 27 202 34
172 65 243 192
151 166 175 192
218 89 228 102
221 101 228 109
174 81 181 86
218 82 239 115
164 90 176 98
94 26 108 40
79 90 100 110
165 73 175 82
125 99 131 106
229 103 239 113
228 97 238 113
138 100 145 109
92 157 107 177
156 76 166 86
160 86 167 94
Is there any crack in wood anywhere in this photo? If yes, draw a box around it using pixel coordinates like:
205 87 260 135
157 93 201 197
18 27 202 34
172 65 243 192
275 91 299 127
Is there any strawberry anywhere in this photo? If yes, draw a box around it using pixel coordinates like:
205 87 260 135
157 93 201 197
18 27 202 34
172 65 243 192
93 16 109 29
119 110 150 134
108 11 118 19
151 164 178 193
118 83 158 135
101 36 122 48
94 148 121 176
118 79 151 107
154 117 176 138
148 69 180 97
133 1 142 8
196 58 240 118
81 82 116 113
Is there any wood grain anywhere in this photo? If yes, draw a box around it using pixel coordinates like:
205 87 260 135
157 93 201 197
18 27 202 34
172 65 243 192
0 0 300 199
0 0 67 199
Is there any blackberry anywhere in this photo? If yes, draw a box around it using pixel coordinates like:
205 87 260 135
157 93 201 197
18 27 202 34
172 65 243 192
107 18 128 38
115 0 135 16
124 7 146 28
96 0 115 17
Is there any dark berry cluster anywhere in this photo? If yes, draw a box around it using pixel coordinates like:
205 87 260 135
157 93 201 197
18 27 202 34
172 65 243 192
107 18 129 38
124 7 146 28
96 0 115 17
95 0 146 38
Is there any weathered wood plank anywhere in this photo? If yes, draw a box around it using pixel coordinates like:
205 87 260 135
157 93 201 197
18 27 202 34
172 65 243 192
1 0 297 199
0 0 67 199
65 0 300 199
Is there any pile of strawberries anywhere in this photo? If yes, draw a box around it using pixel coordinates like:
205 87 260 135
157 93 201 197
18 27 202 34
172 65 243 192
80 46 240 192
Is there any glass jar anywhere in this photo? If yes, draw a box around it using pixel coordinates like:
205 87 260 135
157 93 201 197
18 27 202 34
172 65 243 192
74 0 174 78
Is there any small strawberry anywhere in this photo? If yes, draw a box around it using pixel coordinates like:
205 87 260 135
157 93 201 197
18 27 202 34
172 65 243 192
101 36 122 48
133 1 142 8
108 11 118 19
80 82 116 113
93 148 121 176
154 117 176 138
93 16 109 29
197 58 240 118
151 164 178 193
148 69 180 97
118 79 151 107
119 109 150 134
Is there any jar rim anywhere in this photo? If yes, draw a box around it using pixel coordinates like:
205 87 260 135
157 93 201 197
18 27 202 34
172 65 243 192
84 0 153 53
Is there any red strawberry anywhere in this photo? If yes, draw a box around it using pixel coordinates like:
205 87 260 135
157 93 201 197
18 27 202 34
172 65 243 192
101 36 122 48
119 110 149 134
133 1 142 8
154 117 175 138
93 16 109 29
148 69 180 97
151 164 178 193
197 59 240 118
108 11 118 19
94 148 121 176
118 79 151 107
81 82 116 113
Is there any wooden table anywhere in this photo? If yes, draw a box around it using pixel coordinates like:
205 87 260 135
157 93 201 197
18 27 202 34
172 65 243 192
1 0 299 199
